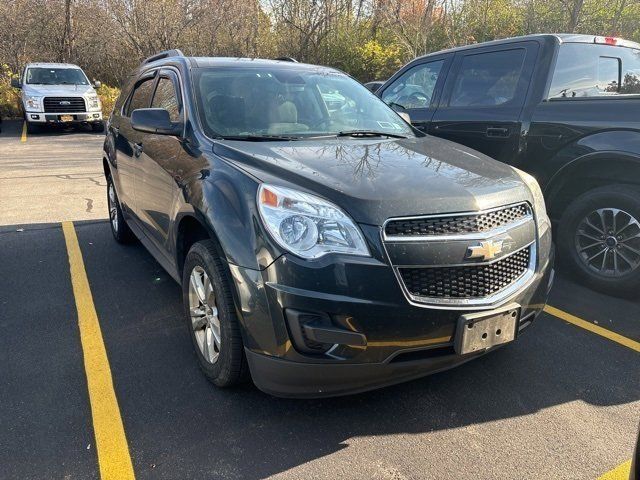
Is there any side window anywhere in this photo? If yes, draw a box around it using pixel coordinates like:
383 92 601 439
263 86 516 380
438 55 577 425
549 43 640 98
125 77 155 117
381 60 444 109
151 77 181 122
449 49 526 107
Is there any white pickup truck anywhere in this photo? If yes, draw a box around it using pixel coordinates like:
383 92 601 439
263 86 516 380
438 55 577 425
11 62 103 133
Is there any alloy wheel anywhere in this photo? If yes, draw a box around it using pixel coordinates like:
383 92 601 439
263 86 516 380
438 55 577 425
575 207 640 277
108 183 118 232
188 266 221 364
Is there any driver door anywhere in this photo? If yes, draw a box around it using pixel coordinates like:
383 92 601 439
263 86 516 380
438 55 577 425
378 54 453 133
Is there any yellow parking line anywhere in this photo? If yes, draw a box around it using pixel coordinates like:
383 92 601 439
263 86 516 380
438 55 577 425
544 305 640 352
62 221 135 480
598 460 631 479
21 121 27 142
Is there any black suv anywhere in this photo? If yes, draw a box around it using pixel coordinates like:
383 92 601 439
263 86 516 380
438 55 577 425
377 34 640 296
103 50 553 397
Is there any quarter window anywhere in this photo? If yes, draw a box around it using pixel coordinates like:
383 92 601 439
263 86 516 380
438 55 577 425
381 60 444 109
151 77 181 122
449 49 526 107
126 77 155 117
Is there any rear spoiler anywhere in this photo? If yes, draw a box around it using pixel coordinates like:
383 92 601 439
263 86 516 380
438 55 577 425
142 49 185 65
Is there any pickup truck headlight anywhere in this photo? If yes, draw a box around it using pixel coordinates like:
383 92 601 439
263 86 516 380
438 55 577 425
86 94 101 111
517 169 551 233
258 184 370 259
25 96 42 111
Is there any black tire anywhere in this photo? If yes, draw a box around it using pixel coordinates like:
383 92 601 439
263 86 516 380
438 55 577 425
182 240 248 387
106 175 135 243
26 122 40 134
91 121 105 133
558 184 640 297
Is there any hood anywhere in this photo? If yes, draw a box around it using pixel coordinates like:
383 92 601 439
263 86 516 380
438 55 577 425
214 136 531 226
23 84 95 97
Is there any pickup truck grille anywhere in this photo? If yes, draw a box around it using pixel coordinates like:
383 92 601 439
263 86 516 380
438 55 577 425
398 247 530 299
385 203 531 238
43 97 86 113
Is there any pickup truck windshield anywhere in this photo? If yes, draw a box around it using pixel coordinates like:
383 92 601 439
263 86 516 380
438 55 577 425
194 67 414 139
26 67 90 86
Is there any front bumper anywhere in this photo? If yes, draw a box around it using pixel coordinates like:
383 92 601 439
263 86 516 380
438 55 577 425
231 230 554 398
25 112 102 124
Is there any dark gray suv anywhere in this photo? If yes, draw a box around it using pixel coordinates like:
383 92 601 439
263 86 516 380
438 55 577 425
103 50 554 397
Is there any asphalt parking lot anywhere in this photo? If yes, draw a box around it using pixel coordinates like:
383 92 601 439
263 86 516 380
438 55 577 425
1 120 639 480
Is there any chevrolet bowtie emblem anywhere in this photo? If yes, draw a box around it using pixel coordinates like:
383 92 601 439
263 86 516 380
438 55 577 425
466 239 503 261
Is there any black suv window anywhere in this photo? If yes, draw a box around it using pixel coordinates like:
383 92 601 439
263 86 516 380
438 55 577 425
126 77 155 117
450 49 526 107
151 77 181 122
549 43 640 98
381 60 444 110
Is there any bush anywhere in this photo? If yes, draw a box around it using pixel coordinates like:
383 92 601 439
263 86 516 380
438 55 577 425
96 83 120 118
0 65 23 119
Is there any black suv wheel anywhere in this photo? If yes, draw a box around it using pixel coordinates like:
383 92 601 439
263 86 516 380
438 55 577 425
106 175 135 243
182 240 248 387
558 184 640 297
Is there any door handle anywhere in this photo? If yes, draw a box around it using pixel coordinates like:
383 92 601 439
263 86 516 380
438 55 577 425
133 142 143 157
486 127 509 138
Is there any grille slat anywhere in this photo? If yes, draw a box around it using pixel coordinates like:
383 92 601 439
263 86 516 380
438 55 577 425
43 97 86 113
399 247 530 299
386 204 530 237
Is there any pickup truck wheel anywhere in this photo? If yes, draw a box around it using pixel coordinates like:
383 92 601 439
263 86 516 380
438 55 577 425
182 240 248 387
26 122 40 134
106 176 134 243
91 121 104 133
558 185 640 297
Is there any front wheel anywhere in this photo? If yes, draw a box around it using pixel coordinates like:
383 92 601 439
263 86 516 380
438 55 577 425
558 184 640 297
182 240 248 387
106 175 134 243
91 121 104 133
26 122 40 134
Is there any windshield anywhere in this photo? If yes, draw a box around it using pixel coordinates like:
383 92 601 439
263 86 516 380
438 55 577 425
26 67 89 85
194 67 414 139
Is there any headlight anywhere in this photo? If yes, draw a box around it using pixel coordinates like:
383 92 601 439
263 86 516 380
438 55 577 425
517 169 550 233
86 94 101 110
257 184 370 259
25 96 41 111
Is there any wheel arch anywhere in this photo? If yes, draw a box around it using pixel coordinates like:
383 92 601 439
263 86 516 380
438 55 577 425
175 212 227 278
544 151 640 221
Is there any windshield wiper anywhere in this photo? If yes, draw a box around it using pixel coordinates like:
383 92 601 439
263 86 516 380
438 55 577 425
218 134 301 142
336 130 407 139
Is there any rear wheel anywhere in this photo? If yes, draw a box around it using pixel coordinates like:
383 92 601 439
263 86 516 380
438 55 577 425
558 184 640 297
182 240 248 387
106 175 134 243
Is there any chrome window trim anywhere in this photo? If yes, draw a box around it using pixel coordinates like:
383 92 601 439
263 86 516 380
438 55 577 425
382 201 532 242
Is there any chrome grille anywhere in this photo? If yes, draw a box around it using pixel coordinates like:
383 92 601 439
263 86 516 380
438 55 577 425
385 203 531 238
398 247 531 299
43 97 86 113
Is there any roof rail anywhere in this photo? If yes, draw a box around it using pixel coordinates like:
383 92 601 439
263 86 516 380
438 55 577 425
142 49 185 65
274 56 298 62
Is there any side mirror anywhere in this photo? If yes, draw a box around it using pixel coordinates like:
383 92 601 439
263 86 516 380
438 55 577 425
131 108 182 135
10 78 21 89
93 80 101 89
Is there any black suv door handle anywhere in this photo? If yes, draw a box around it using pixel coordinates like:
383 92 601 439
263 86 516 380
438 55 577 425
133 142 143 157
486 127 509 138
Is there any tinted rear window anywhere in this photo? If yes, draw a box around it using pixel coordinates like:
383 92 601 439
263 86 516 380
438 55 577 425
549 43 640 98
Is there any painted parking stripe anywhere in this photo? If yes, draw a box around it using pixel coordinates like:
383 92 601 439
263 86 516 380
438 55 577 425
62 221 135 480
544 305 640 353
21 121 27 142
598 460 631 480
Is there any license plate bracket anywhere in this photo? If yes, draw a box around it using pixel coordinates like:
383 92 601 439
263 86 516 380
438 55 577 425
60 115 74 122
454 305 520 355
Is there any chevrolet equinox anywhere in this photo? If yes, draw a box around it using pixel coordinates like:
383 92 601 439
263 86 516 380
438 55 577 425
103 50 554 398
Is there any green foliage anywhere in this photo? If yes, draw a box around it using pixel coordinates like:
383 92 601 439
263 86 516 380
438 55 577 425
0 65 22 118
